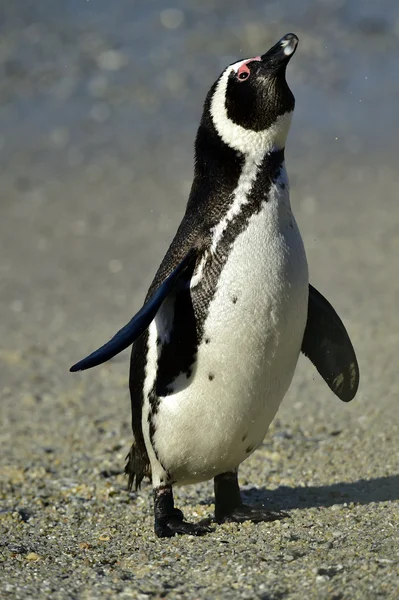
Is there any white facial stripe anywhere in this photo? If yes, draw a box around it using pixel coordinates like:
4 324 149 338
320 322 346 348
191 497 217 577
232 56 261 73
231 58 253 73
210 63 293 157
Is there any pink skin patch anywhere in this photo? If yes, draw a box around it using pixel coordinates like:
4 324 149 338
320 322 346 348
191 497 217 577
236 56 261 81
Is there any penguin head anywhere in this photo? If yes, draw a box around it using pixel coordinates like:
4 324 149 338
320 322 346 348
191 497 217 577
208 34 298 157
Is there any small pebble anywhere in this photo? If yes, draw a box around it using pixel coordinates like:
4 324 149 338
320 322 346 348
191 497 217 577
26 553 40 561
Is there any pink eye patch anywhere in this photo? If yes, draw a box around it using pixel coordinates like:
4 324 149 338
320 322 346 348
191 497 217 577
237 63 251 77
236 56 261 80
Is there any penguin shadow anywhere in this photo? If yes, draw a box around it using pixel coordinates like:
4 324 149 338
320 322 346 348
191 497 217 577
237 474 399 511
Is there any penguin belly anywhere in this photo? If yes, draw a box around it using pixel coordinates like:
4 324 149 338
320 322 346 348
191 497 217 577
144 191 309 486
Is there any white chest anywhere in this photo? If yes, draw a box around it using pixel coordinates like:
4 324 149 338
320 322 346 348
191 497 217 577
144 173 309 486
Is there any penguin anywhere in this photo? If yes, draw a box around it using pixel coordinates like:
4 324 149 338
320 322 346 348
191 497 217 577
70 33 359 538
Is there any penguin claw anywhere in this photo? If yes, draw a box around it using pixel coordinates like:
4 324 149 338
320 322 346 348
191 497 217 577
155 517 214 538
216 504 288 524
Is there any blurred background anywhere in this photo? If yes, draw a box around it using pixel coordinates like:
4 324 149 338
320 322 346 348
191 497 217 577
1 0 398 501
1 2 399 595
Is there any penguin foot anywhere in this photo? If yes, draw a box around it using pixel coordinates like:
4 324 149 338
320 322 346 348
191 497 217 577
153 485 213 538
214 470 288 524
216 504 288 524
155 514 213 538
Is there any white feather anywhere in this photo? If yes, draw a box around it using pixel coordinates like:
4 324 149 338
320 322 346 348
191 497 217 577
210 154 259 253
147 166 308 486
190 253 208 289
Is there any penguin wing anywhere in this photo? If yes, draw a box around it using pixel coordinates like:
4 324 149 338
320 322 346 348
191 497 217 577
301 284 359 402
70 248 198 372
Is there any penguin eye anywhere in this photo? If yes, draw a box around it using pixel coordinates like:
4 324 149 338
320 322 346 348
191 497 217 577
236 63 251 82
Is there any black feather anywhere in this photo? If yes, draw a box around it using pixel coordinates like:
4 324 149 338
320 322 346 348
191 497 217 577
302 284 359 402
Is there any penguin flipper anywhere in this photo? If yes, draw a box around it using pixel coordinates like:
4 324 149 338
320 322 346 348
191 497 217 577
301 284 359 402
70 248 197 372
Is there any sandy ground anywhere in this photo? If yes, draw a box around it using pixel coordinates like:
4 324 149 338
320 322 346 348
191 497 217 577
1 2 399 598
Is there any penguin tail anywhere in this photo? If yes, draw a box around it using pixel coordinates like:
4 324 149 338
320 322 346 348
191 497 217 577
125 440 152 491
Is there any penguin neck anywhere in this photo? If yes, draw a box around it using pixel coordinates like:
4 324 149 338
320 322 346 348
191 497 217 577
207 147 288 253
192 123 245 201
189 119 287 223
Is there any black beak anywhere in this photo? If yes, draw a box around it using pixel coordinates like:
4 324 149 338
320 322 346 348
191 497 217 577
260 33 299 68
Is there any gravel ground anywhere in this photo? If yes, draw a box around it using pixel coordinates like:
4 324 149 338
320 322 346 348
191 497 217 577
1 2 399 598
